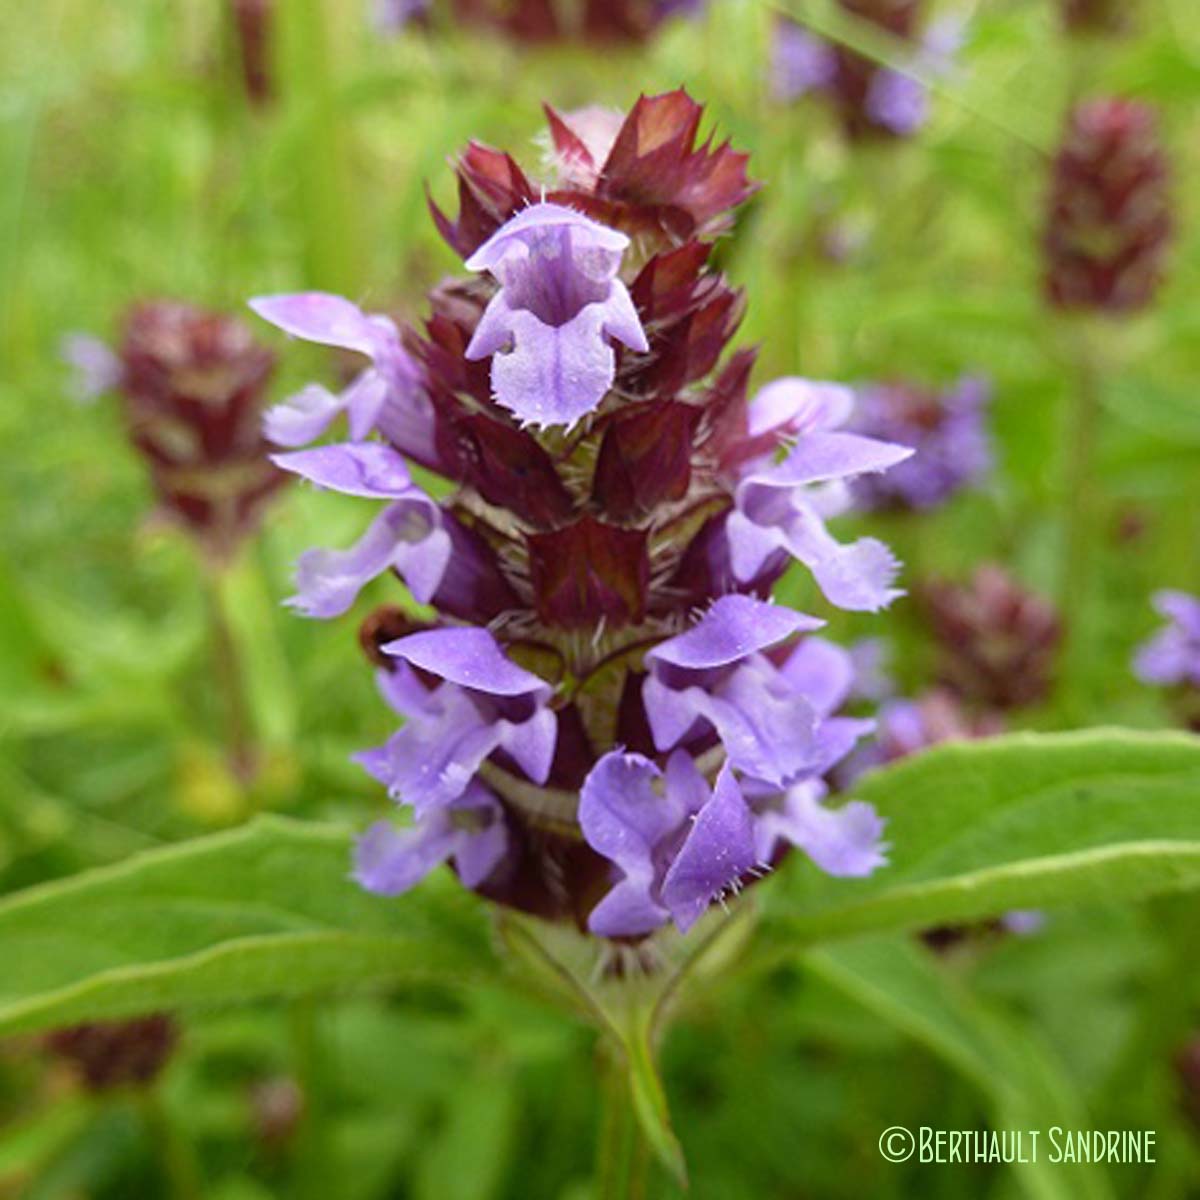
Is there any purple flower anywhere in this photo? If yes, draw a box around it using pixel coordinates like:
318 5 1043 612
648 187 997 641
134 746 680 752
60 333 122 403
580 752 757 937
581 627 884 938
1001 909 1046 936
464 203 648 429
373 0 430 32
354 781 508 896
727 381 914 611
770 9 960 141
865 70 928 137
838 688 1004 785
259 96 904 936
357 627 557 815
1134 591 1200 688
770 18 837 103
272 443 450 616
251 293 439 467
847 637 895 703
643 595 873 786
849 377 992 511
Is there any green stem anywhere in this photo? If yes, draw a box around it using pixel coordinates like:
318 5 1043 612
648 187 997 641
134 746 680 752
139 1088 202 1200
596 1040 645 1200
204 564 258 784
1058 329 1103 715
289 1000 335 1200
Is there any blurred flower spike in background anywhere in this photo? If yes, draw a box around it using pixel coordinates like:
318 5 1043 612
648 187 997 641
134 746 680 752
253 91 914 941
63 303 290 563
771 1 960 140
1044 98 1172 314
376 0 707 43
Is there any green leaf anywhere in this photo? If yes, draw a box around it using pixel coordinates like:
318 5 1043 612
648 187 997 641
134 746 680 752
0 815 492 1036
805 936 1113 1200
767 731 1200 943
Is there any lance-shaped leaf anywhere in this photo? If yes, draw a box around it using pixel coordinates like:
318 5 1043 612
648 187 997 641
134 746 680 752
765 730 1200 942
0 816 493 1037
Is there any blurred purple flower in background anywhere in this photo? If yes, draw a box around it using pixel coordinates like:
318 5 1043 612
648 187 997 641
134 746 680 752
1134 591 1200 689
848 376 992 511
379 0 705 43
374 0 431 32
770 3 960 141
1134 591 1200 732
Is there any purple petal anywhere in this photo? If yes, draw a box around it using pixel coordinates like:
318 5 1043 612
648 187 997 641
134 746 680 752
746 377 855 440
289 500 449 617
770 20 838 104
578 751 688 872
356 688 502 814
353 781 508 895
464 203 647 429
263 385 347 447
377 661 441 720
683 663 820 784
587 879 671 939
647 595 822 675
450 782 510 887
60 334 122 403
479 303 620 428
661 765 757 932
498 707 557 785
1154 590 1200 641
273 442 414 498
754 432 915 489
730 490 904 612
464 202 629 274
757 781 887 877
641 674 705 750
383 628 552 701
1133 627 1192 687
866 70 929 136
780 637 856 717
344 370 392 442
249 292 387 358
1001 909 1046 936
804 534 904 613
353 817 458 895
